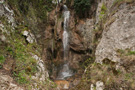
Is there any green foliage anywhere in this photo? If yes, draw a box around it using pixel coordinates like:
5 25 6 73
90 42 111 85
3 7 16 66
127 51 135 55
81 58 93 69
7 0 54 20
101 3 107 14
13 71 29 84
9 34 38 84
124 73 133 80
117 49 125 54
0 18 41 85
117 49 135 56
6 47 14 56
66 0 72 7
0 55 5 64
74 0 91 18
99 3 107 19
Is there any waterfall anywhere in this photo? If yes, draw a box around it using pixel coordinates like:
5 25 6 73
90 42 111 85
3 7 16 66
57 5 73 80
63 5 70 59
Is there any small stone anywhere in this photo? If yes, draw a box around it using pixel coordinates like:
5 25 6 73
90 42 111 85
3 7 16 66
0 0 4 4
23 31 29 36
54 80 69 90
96 81 104 90
26 36 33 43
0 35 6 41
91 84 94 90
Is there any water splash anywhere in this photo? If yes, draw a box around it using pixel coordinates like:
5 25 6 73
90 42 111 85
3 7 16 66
57 63 73 79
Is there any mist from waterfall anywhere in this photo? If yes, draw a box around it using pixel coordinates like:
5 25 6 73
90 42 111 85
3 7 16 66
57 5 73 80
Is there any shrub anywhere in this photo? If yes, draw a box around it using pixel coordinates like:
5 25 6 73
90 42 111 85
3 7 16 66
74 0 91 18
7 0 54 20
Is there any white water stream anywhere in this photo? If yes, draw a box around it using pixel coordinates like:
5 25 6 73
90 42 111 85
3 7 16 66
63 5 70 59
57 5 73 80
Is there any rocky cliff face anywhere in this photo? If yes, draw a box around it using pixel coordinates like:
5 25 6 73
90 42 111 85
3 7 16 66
95 0 135 63
73 0 135 90
0 0 135 90
43 0 96 82
35 0 135 89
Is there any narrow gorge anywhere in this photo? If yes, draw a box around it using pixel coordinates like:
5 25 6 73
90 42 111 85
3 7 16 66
0 0 135 90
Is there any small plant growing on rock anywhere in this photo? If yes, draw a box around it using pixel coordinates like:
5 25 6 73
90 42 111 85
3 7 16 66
0 55 5 68
99 3 107 20
127 50 135 55
0 55 5 64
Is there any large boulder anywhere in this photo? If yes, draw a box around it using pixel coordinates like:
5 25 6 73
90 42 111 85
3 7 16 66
95 3 135 63
70 19 94 52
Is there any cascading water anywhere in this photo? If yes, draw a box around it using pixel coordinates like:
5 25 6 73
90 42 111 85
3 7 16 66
57 5 73 80
63 5 70 59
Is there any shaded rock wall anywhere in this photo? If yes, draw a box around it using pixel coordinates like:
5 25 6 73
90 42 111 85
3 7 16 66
43 1 97 80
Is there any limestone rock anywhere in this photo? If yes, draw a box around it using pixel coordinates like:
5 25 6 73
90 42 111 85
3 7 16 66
70 31 84 51
32 55 49 81
76 19 94 49
52 0 61 4
96 81 104 90
96 0 114 24
69 19 94 52
23 31 36 43
95 3 135 63
91 84 94 90
0 0 4 3
0 73 24 90
23 31 29 36
0 0 15 26
0 35 6 42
